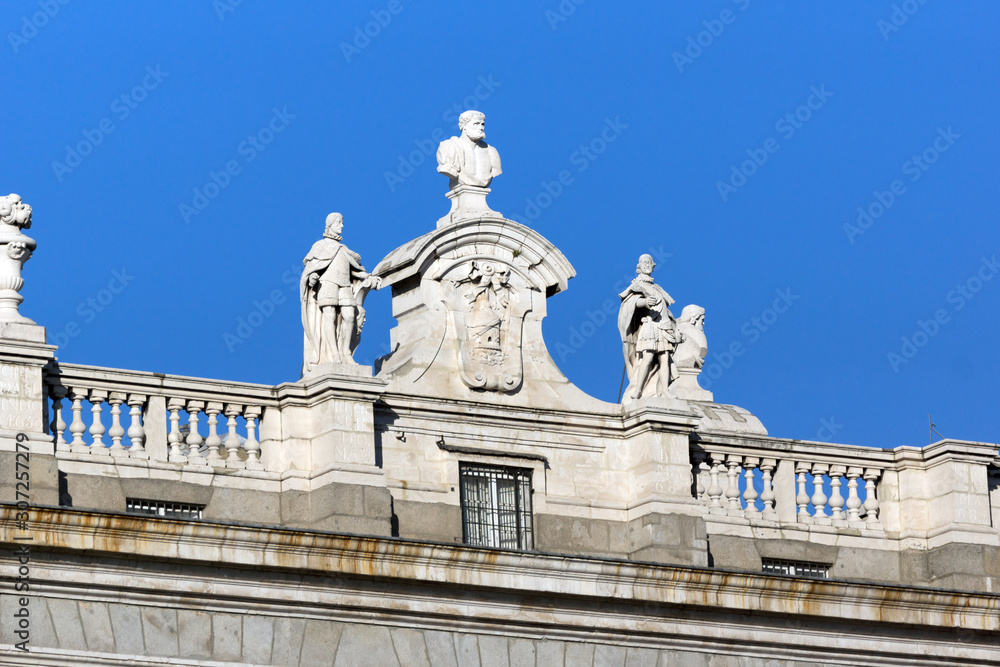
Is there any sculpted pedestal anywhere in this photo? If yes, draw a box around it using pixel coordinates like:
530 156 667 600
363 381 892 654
671 367 713 401
436 184 502 228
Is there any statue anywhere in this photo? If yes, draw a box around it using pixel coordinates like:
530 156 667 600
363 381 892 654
435 111 503 225
674 305 707 370
0 194 37 327
671 304 713 401
617 254 680 403
436 110 502 188
300 213 381 375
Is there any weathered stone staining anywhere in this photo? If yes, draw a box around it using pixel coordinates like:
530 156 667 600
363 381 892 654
436 110 504 226
2 109 998 665
300 212 381 376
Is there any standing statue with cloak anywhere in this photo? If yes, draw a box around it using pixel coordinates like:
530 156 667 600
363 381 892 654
618 253 681 403
300 213 381 375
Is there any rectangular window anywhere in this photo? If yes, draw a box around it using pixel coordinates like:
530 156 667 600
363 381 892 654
459 463 533 550
126 498 204 520
762 559 829 579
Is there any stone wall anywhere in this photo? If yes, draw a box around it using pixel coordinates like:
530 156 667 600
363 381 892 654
1 507 996 666
0 595 860 666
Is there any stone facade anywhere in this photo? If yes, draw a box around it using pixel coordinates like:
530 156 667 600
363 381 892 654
1 509 998 666
1 133 999 664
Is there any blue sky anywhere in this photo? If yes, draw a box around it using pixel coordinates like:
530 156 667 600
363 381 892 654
3 1 998 449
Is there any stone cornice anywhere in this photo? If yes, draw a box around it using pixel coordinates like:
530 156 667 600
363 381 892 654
376 392 701 441
2 506 997 634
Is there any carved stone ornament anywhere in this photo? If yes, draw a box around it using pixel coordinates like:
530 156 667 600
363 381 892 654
0 194 37 325
444 259 531 392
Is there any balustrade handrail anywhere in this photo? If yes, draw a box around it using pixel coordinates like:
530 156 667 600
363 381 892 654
692 433 893 471
45 361 280 407
693 433 999 473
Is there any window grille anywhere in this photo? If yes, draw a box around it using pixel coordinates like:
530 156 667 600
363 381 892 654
762 559 829 579
126 498 204 520
459 463 533 550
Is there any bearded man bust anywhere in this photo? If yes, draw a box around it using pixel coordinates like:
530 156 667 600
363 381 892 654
436 110 502 189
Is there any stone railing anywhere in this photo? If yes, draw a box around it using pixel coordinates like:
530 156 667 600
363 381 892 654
692 435 892 531
44 362 278 471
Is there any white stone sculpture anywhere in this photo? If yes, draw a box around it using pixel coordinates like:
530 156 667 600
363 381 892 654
436 110 503 226
300 213 381 375
0 194 37 328
448 259 529 393
674 305 707 369
672 304 713 401
618 254 680 403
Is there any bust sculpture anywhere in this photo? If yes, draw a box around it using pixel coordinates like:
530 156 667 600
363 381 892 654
670 304 713 401
436 110 502 189
674 305 707 369
300 213 381 375
435 111 503 225
617 254 680 403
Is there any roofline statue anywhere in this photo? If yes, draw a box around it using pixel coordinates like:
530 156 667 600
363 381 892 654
300 213 381 376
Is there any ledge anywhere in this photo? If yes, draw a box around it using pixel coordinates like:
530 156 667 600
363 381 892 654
2 505 997 634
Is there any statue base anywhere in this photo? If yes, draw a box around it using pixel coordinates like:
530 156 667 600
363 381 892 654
437 185 503 227
301 362 373 381
671 367 713 402
0 320 45 343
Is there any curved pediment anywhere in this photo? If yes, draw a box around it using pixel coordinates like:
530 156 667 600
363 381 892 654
374 217 575 297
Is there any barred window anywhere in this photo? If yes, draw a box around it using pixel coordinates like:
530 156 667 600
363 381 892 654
459 464 533 550
762 559 829 579
126 498 204 520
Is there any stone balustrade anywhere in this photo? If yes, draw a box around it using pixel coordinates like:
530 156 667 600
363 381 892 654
45 362 277 472
692 436 892 532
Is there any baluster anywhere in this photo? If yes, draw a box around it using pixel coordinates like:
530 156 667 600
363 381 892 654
829 465 846 521
204 402 224 466
50 386 68 452
726 455 742 511
88 390 108 456
68 387 88 453
167 398 187 464
107 392 127 457
244 406 263 471
707 453 725 509
742 457 760 518
691 452 706 500
185 400 206 466
845 467 863 523
863 469 881 528
795 462 811 521
759 458 777 521
127 394 148 459
698 457 711 503
811 463 829 520
224 404 245 469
